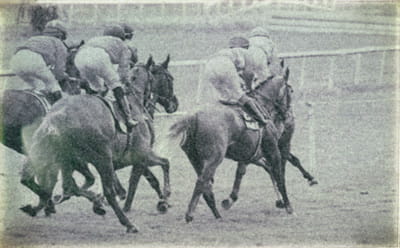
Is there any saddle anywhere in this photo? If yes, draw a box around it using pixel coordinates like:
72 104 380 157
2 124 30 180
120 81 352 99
23 90 52 113
219 100 261 131
96 95 129 134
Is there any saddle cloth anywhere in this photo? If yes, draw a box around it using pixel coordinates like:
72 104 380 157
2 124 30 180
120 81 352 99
241 112 260 130
219 101 264 163
219 100 261 131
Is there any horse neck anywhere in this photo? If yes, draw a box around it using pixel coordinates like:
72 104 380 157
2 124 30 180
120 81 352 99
253 82 281 119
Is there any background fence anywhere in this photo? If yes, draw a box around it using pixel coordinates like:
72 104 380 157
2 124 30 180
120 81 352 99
11 0 398 26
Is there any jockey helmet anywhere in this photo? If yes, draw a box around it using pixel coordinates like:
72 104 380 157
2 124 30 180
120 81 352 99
43 20 67 40
120 23 134 40
249 27 270 38
228 36 249 49
103 25 125 40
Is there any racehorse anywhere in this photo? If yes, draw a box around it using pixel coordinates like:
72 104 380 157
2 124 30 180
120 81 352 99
169 61 294 222
51 55 178 214
221 59 318 210
119 55 179 213
20 56 178 233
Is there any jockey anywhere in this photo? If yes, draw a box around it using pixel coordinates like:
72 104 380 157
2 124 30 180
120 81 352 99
248 26 279 65
10 19 69 101
104 24 138 66
204 36 269 126
73 34 139 128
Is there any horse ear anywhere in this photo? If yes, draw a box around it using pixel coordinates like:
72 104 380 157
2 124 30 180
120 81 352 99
145 55 154 70
79 40 85 46
162 54 170 69
284 67 290 81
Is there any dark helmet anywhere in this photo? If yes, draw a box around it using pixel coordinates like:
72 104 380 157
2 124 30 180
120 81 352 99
229 36 249 49
43 20 67 40
120 23 134 40
103 25 125 40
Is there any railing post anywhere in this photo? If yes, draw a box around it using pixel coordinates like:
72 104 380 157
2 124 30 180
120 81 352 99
196 63 204 104
161 2 166 16
182 2 186 16
353 53 362 85
69 4 74 24
116 3 121 22
306 101 315 170
93 4 98 23
299 57 306 89
328 56 335 90
379 51 386 84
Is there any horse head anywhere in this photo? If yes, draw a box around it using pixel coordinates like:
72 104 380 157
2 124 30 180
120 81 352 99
126 56 155 108
60 40 86 95
149 54 179 114
254 61 292 116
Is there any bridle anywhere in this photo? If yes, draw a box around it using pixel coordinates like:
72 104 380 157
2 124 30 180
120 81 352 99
146 65 175 113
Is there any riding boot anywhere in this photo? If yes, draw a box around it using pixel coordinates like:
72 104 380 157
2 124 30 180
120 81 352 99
113 86 138 129
44 90 62 104
239 95 268 126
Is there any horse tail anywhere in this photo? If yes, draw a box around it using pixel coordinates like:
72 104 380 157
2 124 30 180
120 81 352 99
169 114 196 140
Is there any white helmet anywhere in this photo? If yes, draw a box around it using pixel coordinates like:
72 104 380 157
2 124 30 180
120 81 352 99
43 20 67 40
249 27 270 38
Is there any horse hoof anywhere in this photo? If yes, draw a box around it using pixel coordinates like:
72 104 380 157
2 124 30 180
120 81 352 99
20 205 37 217
157 201 168 214
123 205 131 213
221 199 232 210
185 214 193 223
44 206 56 217
275 200 285 209
309 179 318 186
286 205 294 214
93 205 106 216
126 225 139 233
53 194 71 205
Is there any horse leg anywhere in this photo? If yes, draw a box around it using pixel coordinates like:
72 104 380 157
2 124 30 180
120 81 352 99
123 165 144 213
124 151 170 214
142 168 163 200
142 168 171 212
221 162 248 210
262 127 292 214
53 163 96 204
19 160 52 217
146 151 171 199
3 125 23 154
113 171 127 201
35 166 59 217
94 153 138 233
60 165 106 216
185 155 223 223
288 153 318 186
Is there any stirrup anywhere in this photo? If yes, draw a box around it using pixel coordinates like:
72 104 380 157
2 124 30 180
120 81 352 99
126 119 139 129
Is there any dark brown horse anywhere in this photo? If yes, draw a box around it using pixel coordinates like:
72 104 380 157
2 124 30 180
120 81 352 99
170 63 294 222
221 59 317 210
20 56 178 233
52 55 178 214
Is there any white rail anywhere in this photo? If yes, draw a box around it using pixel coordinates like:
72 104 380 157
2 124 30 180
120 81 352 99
168 45 400 91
